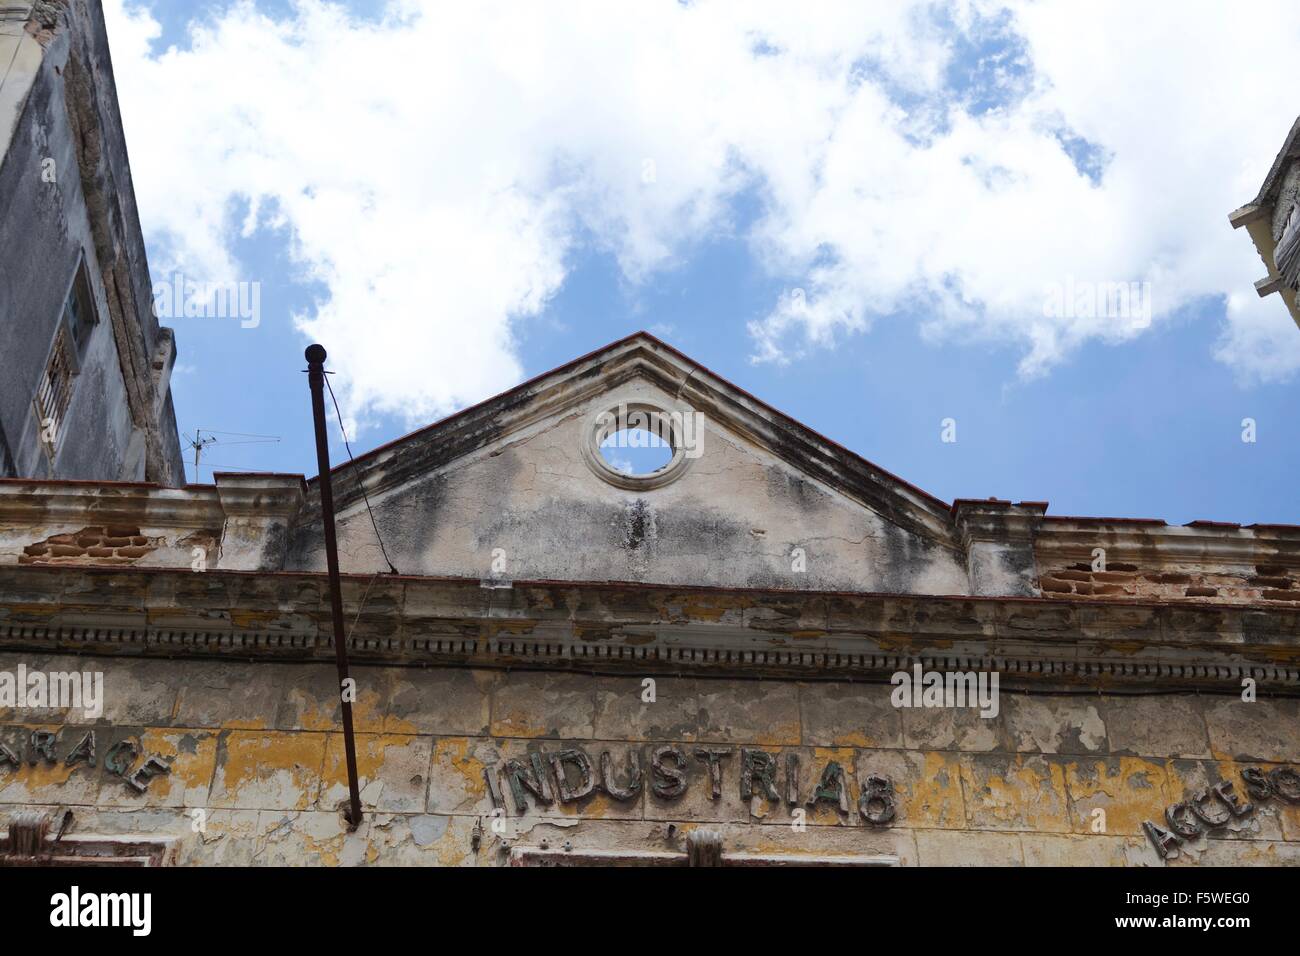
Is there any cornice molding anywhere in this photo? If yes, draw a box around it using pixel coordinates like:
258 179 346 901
1035 520 1300 569
0 481 224 528
0 566 1295 691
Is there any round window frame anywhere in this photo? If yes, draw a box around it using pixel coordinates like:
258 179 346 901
582 399 696 490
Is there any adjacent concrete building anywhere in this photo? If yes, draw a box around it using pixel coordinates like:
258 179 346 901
0 333 1296 866
0 1 184 485
1231 116 1300 330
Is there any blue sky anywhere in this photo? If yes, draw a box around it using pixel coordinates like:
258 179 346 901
108 1 1300 525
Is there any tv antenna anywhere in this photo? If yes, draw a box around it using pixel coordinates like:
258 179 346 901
185 428 281 481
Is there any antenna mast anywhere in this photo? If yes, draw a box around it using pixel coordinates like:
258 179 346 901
184 429 218 478
183 428 281 481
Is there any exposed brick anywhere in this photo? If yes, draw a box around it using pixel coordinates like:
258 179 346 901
102 537 132 547
1040 578 1072 593
1248 576 1291 588
1053 570 1092 582
1093 571 1135 583
105 525 142 538
1185 586 1217 597
1262 590 1300 602
115 546 153 558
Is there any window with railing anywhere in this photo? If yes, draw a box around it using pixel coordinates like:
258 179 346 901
34 327 75 456
33 261 97 459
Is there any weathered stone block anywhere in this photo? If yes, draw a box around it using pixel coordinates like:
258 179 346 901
1001 693 1107 755
901 704 1005 753
317 733 433 813
364 812 480 867
1020 833 1150 866
1279 800 1300 843
384 667 493 735
1063 756 1170 836
426 736 502 816
88 658 181 726
275 663 388 734
256 809 373 866
176 808 262 866
1103 695 1210 759
915 828 1022 865
1168 838 1300 866
208 730 327 811
855 748 965 830
695 679 800 746
174 662 285 730
959 754 1070 832
592 676 702 741
799 680 903 749
490 671 595 739
1204 697 1300 763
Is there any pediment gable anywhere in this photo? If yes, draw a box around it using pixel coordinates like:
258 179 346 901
288 333 969 594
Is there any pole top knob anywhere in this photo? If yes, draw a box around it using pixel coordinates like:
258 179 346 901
305 344 327 364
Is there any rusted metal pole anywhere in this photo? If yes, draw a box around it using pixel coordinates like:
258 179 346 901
305 344 363 830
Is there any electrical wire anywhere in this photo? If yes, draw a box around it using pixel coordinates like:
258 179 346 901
322 373 400 575
196 428 282 439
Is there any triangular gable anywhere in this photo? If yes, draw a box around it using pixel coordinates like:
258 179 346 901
290 333 969 593
317 333 954 538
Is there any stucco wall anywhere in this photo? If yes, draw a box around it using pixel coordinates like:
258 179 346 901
0 1 184 484
289 378 971 595
1 653 1296 866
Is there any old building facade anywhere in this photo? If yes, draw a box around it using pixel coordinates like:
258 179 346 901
0 333 1296 866
1231 116 1300 330
0 1 184 484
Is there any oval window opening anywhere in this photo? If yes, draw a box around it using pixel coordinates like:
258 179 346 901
599 427 673 476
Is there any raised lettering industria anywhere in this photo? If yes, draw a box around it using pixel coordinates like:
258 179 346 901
483 744 898 825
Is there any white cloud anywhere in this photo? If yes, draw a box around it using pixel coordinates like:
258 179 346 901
105 0 1300 430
